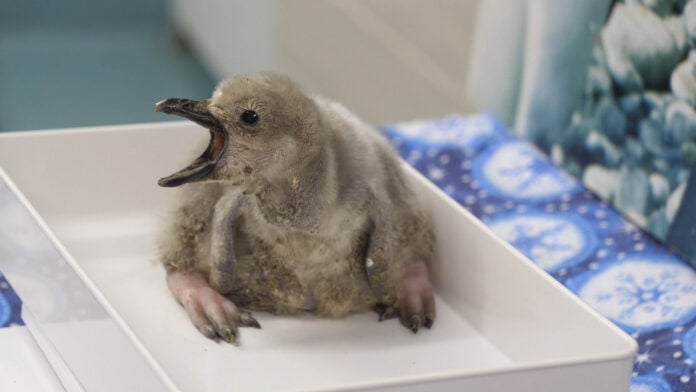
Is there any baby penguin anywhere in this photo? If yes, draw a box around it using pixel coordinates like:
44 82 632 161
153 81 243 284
156 73 435 344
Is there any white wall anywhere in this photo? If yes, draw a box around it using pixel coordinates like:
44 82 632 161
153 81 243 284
173 0 278 76
173 0 480 125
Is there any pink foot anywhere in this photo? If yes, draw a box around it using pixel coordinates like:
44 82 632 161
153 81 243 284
167 270 260 344
374 261 436 333
398 261 436 332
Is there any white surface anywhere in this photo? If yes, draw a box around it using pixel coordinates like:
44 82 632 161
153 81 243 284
0 326 63 391
0 123 637 391
21 309 84 391
0 166 178 391
173 0 276 78
49 218 512 392
173 0 478 124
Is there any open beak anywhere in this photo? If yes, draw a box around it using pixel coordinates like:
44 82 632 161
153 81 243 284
155 98 229 187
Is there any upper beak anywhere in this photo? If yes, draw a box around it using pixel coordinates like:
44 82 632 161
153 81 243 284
155 98 221 130
155 98 229 187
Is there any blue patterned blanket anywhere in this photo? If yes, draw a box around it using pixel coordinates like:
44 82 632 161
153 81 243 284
383 114 696 392
1 114 695 391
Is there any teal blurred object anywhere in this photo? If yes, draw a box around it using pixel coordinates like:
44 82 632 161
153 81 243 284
0 0 217 131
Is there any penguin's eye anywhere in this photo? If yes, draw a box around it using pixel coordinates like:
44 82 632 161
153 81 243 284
240 110 259 125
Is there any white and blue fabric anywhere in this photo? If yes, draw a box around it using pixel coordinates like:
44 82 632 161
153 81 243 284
0 273 21 328
384 114 696 392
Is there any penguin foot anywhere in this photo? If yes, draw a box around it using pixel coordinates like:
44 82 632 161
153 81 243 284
167 270 261 344
373 303 398 321
397 260 436 333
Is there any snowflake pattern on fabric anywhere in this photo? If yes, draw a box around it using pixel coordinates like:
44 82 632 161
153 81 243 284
568 257 696 332
473 141 579 201
383 114 696 392
630 375 673 392
383 113 501 152
683 325 696 363
486 212 597 272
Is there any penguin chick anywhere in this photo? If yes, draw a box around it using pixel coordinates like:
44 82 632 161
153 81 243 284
155 73 436 344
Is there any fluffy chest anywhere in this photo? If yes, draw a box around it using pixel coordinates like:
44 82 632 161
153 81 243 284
229 199 374 315
240 200 370 274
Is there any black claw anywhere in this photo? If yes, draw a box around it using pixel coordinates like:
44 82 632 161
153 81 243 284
379 310 394 321
424 317 434 329
375 304 398 321
215 324 237 343
200 325 218 340
240 312 261 329
409 315 422 333
374 304 385 321
226 330 238 344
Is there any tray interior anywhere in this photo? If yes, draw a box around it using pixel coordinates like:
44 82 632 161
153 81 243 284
0 123 635 391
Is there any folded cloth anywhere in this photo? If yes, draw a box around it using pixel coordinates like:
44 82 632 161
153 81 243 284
384 113 696 392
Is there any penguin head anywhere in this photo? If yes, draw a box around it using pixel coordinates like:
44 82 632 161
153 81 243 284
155 73 323 187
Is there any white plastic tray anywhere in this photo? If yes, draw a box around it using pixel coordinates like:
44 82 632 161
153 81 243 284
0 122 637 391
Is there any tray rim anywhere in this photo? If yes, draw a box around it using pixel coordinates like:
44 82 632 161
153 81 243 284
0 164 179 391
0 122 638 390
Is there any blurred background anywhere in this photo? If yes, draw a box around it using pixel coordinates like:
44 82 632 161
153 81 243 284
0 0 480 131
0 0 217 131
3 0 696 265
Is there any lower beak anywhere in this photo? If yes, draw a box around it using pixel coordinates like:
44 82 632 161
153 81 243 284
155 98 229 187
